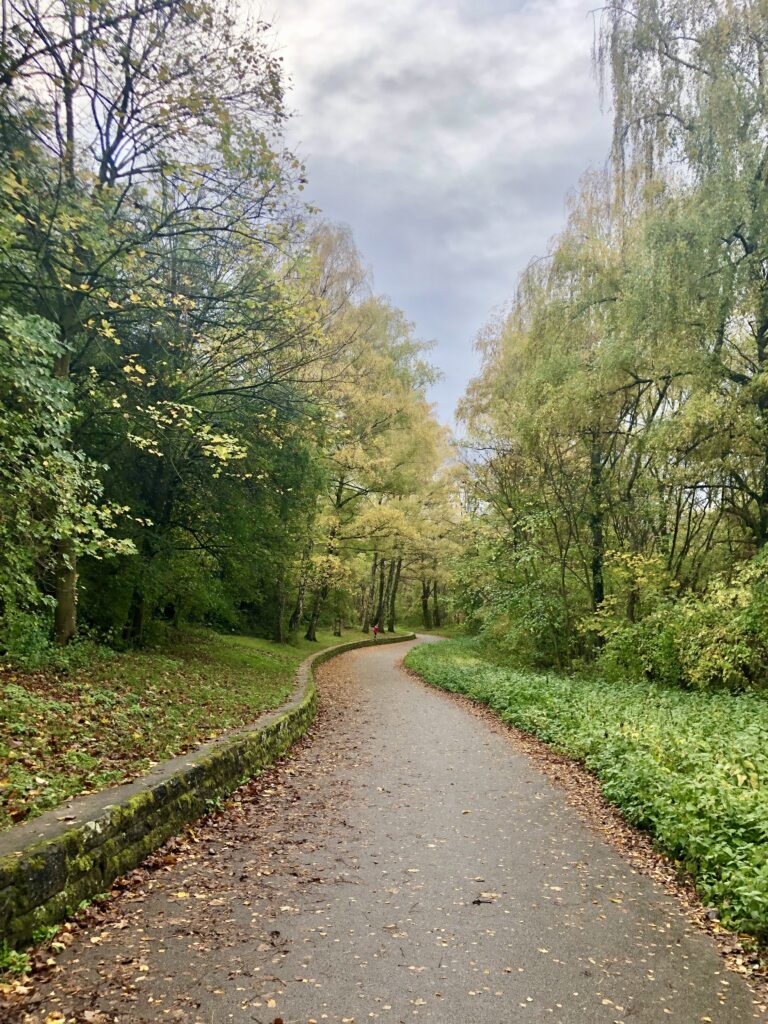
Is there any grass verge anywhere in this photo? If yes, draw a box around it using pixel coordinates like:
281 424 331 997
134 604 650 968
0 629 340 831
405 636 768 941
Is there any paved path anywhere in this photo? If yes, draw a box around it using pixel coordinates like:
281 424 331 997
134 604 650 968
25 638 757 1023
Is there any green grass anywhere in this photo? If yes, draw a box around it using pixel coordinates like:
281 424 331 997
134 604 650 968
0 628 340 831
405 637 768 941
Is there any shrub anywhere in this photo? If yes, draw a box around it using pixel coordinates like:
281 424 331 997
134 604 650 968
0 607 113 673
593 555 768 692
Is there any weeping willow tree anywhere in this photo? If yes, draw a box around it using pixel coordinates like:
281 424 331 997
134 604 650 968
597 0 768 547
455 2 768 688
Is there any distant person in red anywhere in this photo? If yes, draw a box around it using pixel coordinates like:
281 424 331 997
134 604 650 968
372 623 381 640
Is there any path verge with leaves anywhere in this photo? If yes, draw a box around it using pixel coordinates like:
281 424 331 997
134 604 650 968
405 637 768 943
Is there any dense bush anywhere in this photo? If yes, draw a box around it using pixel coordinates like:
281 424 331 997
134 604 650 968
592 556 768 692
406 638 768 940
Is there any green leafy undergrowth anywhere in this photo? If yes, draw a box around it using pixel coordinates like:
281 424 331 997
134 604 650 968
406 637 768 940
0 942 30 976
0 629 339 831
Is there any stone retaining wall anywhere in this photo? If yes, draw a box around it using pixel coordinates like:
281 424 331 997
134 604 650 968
0 632 415 947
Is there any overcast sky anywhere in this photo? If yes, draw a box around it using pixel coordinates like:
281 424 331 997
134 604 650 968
268 0 613 424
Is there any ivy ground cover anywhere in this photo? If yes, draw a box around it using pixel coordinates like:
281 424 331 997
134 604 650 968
405 638 768 940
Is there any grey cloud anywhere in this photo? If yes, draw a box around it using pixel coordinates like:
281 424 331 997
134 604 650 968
272 0 612 422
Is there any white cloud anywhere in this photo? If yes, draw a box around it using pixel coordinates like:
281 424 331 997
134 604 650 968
264 0 612 421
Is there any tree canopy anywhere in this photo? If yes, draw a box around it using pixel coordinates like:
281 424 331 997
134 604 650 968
0 0 454 655
455 0 768 690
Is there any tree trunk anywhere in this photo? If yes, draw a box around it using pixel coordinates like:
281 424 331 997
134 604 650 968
589 438 605 611
124 586 146 645
288 588 304 633
432 580 442 628
387 558 402 632
421 579 433 630
289 539 313 631
361 552 378 633
54 538 77 645
374 557 388 627
333 615 342 637
51 50 82 645
381 559 395 630
304 587 324 642
626 586 639 624
273 576 287 643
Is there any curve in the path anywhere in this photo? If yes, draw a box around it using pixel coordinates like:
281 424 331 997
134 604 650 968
16 637 758 1024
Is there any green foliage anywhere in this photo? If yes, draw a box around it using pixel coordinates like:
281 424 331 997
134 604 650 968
0 942 30 977
407 638 768 939
0 608 111 672
0 307 129 619
593 555 768 691
0 0 450 651
31 925 60 945
455 1 768 686
0 609 59 670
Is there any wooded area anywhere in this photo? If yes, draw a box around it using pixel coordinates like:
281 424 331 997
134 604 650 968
0 0 456 661
456 0 768 692
4 0 768 691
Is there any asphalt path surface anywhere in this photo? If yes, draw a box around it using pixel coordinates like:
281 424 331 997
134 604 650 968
24 637 758 1023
